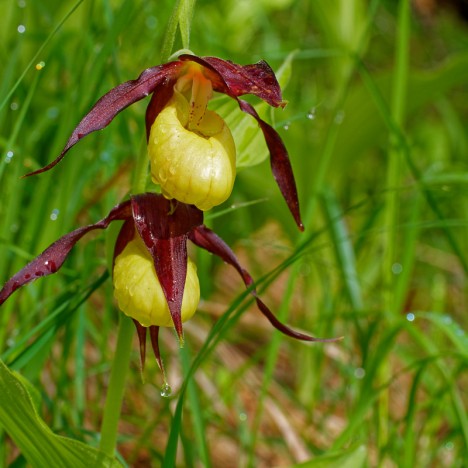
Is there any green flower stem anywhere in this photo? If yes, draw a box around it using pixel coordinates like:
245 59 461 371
99 132 150 459
99 314 134 458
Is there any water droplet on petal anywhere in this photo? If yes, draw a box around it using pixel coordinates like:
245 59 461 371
160 382 172 398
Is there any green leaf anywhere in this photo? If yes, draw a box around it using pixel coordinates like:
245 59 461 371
0 360 121 468
292 445 367 468
419 312 468 358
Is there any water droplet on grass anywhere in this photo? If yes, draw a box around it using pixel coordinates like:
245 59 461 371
334 110 345 124
354 367 365 379
160 382 172 398
283 122 290 131
50 208 59 221
307 108 316 120
17 25 26 34
5 151 14 163
406 313 415 322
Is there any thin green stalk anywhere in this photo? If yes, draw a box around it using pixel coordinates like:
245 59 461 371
98 314 134 458
99 125 149 461
379 0 410 458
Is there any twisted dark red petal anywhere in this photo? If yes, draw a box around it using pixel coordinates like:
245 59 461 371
238 99 304 231
190 225 337 342
25 61 184 177
180 55 284 107
130 194 203 342
133 319 148 373
0 201 132 306
149 326 165 375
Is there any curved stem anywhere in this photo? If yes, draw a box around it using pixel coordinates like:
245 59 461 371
99 314 134 457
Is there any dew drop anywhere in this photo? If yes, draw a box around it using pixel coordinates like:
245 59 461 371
35 61 45 71
44 260 57 273
5 151 14 164
47 107 59 119
50 208 59 221
392 263 403 275
334 110 345 125
354 367 365 379
17 24 26 34
146 16 157 30
239 412 247 422
307 108 316 120
10 102 19 111
158 169 167 183
283 122 290 131
406 313 415 322
160 382 172 398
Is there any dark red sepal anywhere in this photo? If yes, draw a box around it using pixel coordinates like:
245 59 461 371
25 62 184 177
189 225 336 342
149 326 166 377
133 319 147 373
145 79 177 141
130 194 203 343
238 99 304 231
0 201 132 306
180 55 285 108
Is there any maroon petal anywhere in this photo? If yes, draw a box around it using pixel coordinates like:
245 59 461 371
238 99 303 231
190 225 337 342
0 201 132 306
145 79 177 141
130 194 203 343
133 319 148 372
25 61 184 177
180 55 285 107
149 325 166 378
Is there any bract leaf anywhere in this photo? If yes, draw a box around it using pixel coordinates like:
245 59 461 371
0 360 120 467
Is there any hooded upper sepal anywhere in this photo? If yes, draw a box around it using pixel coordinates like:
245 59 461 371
179 55 285 107
24 62 184 177
0 200 132 306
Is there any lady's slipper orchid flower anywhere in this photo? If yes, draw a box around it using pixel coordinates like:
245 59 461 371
0 194 330 375
26 54 303 229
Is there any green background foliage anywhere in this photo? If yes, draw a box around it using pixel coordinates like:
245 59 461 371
0 0 467 466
